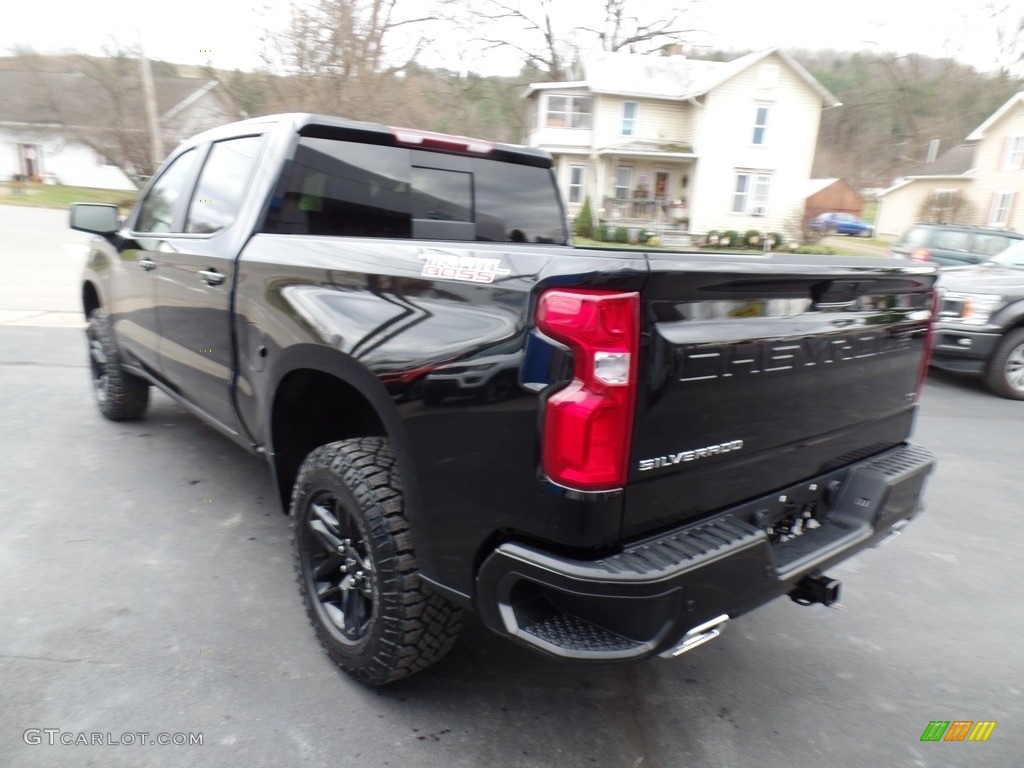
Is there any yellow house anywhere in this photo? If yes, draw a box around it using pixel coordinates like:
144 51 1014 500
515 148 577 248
523 48 840 237
876 91 1024 236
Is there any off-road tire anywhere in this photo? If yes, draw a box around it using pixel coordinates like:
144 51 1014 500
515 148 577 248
86 309 150 420
984 328 1024 400
291 437 462 685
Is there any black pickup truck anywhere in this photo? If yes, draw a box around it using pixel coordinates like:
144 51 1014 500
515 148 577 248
72 113 937 686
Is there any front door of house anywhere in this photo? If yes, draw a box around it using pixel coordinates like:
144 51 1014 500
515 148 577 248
655 171 670 201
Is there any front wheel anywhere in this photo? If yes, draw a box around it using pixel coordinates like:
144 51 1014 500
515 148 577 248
86 309 150 420
985 328 1024 400
291 437 462 685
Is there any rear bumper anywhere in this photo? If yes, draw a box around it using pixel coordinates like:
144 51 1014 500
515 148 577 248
475 444 934 660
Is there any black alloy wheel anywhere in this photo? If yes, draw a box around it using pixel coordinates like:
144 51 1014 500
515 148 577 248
292 438 462 685
301 491 376 646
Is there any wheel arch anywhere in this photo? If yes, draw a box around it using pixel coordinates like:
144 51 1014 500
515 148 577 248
265 346 414 516
83 280 101 319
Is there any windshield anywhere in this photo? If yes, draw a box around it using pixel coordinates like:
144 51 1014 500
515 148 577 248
990 239 1024 269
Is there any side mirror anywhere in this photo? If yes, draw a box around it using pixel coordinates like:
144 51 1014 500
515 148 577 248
70 203 120 235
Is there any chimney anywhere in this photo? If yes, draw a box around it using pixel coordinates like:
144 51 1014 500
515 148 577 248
663 43 687 58
926 139 940 164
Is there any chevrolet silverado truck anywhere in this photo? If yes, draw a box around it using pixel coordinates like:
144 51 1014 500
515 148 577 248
72 113 937 686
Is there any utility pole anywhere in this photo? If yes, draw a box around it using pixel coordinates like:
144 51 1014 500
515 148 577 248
139 35 163 176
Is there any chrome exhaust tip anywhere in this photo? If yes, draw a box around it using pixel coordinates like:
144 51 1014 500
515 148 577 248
660 614 729 658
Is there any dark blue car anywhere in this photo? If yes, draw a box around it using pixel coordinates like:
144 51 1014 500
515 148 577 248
810 212 875 237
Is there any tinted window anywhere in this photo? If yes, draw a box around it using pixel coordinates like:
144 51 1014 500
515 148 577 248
186 136 263 234
412 167 472 222
265 138 411 237
264 137 566 244
472 159 566 244
136 149 199 233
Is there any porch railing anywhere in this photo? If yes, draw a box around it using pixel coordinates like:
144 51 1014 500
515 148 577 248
602 196 689 228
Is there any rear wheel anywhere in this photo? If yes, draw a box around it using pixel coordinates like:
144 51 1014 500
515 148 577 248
86 309 150 420
985 328 1024 400
291 437 462 685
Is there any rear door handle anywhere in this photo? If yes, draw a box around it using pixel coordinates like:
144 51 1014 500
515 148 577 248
198 269 226 287
139 258 157 271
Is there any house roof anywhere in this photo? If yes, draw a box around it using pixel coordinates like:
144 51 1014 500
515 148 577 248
597 139 696 158
0 69 234 127
878 144 977 196
905 144 976 176
525 47 840 107
966 91 1024 140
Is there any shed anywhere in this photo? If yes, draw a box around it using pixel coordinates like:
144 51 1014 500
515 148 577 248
804 178 864 222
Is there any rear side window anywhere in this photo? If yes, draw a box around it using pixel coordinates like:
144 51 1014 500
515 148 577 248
932 230 970 250
973 233 1017 257
897 226 928 248
264 136 566 244
937 230 966 250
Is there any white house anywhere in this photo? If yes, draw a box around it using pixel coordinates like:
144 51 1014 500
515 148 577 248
0 67 243 190
523 47 840 237
875 91 1024 236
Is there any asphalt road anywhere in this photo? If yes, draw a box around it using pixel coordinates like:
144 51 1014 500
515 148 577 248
1 206 1021 768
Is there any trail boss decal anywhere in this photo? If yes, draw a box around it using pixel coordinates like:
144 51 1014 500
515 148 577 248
639 440 744 472
419 253 512 284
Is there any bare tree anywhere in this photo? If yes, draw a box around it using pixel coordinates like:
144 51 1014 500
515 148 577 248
8 46 157 182
263 0 442 117
456 0 701 81
465 0 577 80
916 190 976 225
988 2 1024 75
580 0 701 54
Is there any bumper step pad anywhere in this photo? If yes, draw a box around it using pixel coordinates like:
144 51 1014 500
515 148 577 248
519 613 643 654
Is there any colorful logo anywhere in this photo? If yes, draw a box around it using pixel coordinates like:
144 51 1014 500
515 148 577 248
920 721 997 742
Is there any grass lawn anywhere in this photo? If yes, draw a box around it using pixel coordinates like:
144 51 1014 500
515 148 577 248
0 182 137 212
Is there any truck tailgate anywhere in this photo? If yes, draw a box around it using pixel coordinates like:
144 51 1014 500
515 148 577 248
624 254 936 535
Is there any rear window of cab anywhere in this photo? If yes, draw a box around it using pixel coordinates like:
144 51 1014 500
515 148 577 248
264 137 568 245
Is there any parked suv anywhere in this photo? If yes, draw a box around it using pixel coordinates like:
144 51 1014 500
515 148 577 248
932 239 1024 398
890 223 1024 267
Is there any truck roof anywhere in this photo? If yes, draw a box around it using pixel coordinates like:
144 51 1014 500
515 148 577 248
189 112 554 169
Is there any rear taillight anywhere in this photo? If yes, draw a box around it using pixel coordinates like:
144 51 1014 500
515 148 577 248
536 289 640 491
915 288 939 401
910 247 931 261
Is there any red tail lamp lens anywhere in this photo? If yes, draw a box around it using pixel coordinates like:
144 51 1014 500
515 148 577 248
536 289 640 491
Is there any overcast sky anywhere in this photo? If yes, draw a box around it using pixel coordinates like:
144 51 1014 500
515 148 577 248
0 0 1019 76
